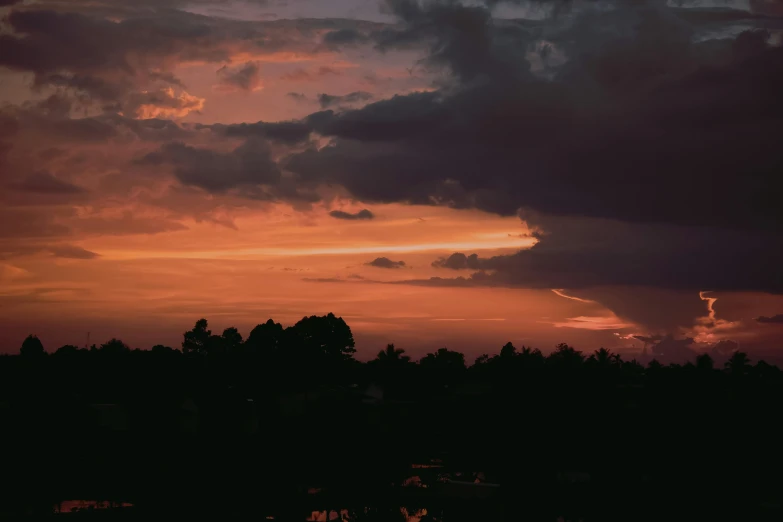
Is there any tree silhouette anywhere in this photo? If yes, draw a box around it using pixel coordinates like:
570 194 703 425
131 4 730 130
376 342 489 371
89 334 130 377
20 335 45 357
376 344 410 364
3 311 783 519
151 344 177 355
500 342 516 358
54 345 81 357
588 348 621 367
547 343 584 368
519 346 545 365
221 327 243 355
290 313 356 361
725 351 751 376
419 348 466 388
182 318 211 355
100 338 130 355
696 353 714 371
473 354 491 366
246 319 285 357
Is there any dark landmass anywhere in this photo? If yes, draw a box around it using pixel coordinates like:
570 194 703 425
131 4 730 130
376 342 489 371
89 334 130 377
2 315 782 521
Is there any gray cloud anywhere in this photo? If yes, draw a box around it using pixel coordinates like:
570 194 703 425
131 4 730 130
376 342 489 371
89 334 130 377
318 91 374 109
0 7 374 114
216 61 263 92
283 3 783 232
329 209 375 220
11 171 86 195
323 28 370 47
207 120 312 145
418 213 783 294
137 138 280 192
366 257 406 269
432 252 481 270
757 315 783 324
287 92 308 102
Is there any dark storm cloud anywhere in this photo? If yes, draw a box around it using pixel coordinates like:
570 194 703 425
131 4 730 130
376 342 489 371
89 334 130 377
284 2 783 231
318 92 374 109
757 315 783 324
138 139 280 192
274 0 783 309
367 257 406 269
329 209 375 220
373 0 535 82
419 214 783 294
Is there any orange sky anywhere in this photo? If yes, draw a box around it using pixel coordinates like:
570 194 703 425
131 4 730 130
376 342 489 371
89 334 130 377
0 201 640 357
1 0 782 360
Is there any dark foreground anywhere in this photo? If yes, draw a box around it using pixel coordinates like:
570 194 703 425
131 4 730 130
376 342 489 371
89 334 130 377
3 319 783 520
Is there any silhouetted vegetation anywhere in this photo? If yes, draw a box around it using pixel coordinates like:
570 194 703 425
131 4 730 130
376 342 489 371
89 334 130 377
2 314 782 520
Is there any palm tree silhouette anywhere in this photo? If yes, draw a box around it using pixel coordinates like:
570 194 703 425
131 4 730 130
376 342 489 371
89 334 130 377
589 348 621 367
376 344 410 364
725 351 751 376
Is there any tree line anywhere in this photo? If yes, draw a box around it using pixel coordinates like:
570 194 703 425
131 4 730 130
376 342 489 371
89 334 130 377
11 313 778 394
3 313 783 518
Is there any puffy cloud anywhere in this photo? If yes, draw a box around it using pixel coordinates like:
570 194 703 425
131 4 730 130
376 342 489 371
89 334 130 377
366 257 406 269
215 61 264 92
329 209 375 220
432 252 481 270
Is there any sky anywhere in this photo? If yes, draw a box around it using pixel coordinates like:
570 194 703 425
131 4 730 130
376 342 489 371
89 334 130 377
1 0 782 361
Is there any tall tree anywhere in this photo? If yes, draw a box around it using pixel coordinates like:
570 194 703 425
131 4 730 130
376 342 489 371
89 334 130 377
182 318 211 355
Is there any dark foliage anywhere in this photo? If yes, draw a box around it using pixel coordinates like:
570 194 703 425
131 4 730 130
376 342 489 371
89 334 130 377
2 315 782 520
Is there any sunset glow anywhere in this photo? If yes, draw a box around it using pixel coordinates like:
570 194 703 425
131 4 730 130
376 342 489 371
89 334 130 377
1 0 782 361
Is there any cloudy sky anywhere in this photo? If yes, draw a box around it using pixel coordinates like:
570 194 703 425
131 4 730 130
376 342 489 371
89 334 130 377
1 0 782 359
